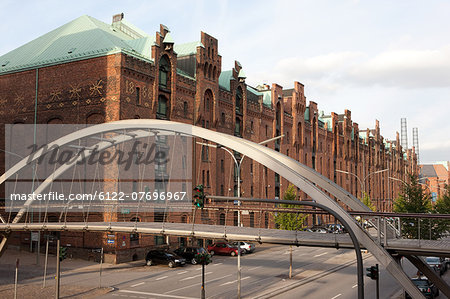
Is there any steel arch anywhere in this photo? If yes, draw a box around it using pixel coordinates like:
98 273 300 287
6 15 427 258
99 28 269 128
0 119 424 298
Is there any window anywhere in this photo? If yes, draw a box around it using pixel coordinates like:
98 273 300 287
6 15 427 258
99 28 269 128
205 98 210 111
159 56 170 87
233 211 238 226
219 213 225 225
220 159 224 172
235 117 242 137
265 213 269 228
220 184 224 196
250 120 254 132
251 185 254 197
236 87 243 114
265 125 268 137
221 112 225 124
250 212 254 227
202 170 205 186
183 101 188 114
206 170 210 187
157 96 168 119
136 87 141 105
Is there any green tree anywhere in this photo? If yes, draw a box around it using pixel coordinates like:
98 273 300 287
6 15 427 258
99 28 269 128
274 184 307 231
433 184 450 236
361 192 376 211
393 174 435 239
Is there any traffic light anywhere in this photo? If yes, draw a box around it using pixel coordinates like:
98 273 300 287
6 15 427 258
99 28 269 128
59 246 67 261
193 185 205 209
366 264 378 280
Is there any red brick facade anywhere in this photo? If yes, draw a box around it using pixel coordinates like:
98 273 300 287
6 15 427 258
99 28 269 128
0 16 418 262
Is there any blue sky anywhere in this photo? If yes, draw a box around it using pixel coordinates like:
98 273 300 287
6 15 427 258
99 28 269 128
1 0 449 164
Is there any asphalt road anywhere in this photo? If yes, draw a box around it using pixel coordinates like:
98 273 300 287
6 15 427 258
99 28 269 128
92 245 387 299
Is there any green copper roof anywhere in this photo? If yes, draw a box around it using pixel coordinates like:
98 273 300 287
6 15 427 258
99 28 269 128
218 70 234 91
238 69 246 79
261 90 271 107
0 15 154 74
163 32 175 44
174 41 204 57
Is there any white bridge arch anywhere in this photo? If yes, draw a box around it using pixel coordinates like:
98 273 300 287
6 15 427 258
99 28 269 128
0 119 424 298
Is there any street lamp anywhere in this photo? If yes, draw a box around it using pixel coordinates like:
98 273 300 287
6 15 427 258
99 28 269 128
336 168 389 199
196 134 283 299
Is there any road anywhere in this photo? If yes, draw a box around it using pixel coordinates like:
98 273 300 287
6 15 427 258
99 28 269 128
93 245 386 299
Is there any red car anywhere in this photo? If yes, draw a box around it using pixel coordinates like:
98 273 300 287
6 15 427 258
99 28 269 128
207 242 239 256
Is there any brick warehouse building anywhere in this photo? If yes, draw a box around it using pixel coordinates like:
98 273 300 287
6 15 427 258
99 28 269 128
0 14 417 262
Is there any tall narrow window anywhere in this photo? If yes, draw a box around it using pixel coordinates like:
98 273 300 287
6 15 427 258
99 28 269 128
206 170 210 187
183 101 188 114
136 87 141 105
236 87 243 114
157 96 168 119
159 56 170 87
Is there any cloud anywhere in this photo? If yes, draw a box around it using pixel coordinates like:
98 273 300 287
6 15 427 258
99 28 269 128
348 46 450 88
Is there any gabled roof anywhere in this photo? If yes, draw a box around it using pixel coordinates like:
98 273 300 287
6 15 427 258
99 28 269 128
174 41 204 57
218 70 234 91
0 15 154 74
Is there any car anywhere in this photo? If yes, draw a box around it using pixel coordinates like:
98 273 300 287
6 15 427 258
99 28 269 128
231 241 256 254
405 278 439 299
207 242 239 256
313 228 328 234
326 224 345 234
425 256 446 275
174 247 208 264
145 250 186 268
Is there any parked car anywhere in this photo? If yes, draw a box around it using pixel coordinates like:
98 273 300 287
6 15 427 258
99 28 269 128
174 247 208 264
207 242 239 256
326 224 345 234
313 228 328 234
145 250 186 268
231 241 256 254
425 256 446 275
405 278 439 299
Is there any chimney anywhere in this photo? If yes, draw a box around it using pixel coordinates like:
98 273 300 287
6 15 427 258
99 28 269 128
112 13 124 23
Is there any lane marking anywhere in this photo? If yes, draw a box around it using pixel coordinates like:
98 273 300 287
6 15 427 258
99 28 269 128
165 274 232 294
331 294 342 299
248 266 262 271
352 284 357 288
180 272 212 281
314 252 327 257
119 290 197 299
156 275 169 281
220 276 250 286
177 271 188 275
130 282 145 288
212 262 223 266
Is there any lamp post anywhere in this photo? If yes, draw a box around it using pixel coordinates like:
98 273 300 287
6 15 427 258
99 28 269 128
196 134 283 299
336 168 389 200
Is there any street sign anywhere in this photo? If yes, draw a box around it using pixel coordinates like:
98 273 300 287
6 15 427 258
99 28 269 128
121 208 130 214
107 239 115 244
31 232 39 242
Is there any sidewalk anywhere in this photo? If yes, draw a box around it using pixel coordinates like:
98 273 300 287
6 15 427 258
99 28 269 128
0 248 143 299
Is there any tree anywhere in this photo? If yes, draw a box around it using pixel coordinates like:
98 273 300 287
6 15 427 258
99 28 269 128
393 174 435 239
361 192 376 211
433 184 450 237
274 184 307 231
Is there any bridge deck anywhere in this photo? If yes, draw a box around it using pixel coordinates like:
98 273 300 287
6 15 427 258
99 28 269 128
1 222 449 256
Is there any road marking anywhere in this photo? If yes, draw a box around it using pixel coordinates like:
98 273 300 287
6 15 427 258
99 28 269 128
156 275 169 281
165 274 232 294
130 282 145 288
177 271 188 275
248 266 262 271
180 272 212 281
212 262 223 266
331 294 342 299
314 252 327 257
352 284 357 288
220 276 250 286
119 290 197 299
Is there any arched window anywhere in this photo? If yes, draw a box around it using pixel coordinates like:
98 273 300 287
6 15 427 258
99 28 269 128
159 55 170 88
157 96 168 119
208 64 212 80
236 87 243 114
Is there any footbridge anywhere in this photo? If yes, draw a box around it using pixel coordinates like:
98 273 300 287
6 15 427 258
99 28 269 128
1 119 449 298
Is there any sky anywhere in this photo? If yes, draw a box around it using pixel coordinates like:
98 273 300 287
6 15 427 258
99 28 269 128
1 0 449 164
